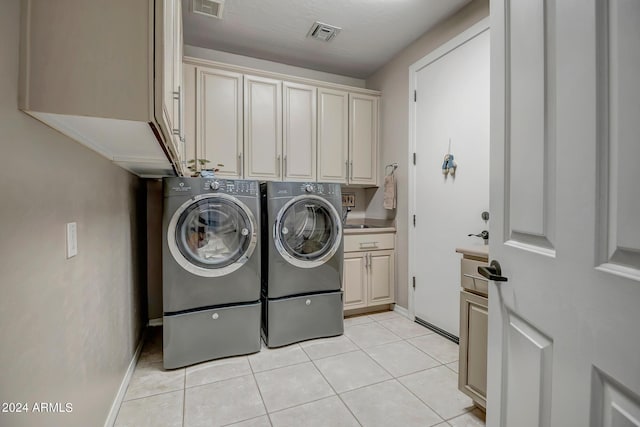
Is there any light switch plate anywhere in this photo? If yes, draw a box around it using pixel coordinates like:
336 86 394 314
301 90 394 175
66 222 77 258
342 193 355 207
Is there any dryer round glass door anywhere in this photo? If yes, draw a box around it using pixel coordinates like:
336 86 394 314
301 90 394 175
274 195 342 268
167 194 257 277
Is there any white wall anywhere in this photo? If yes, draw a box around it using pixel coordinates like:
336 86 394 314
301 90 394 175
0 1 145 425
366 0 490 309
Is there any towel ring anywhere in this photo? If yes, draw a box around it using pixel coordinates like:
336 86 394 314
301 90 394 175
385 163 398 175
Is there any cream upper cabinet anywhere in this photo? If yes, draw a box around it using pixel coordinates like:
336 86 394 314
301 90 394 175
196 68 244 178
19 0 184 177
349 93 379 186
182 58 381 183
317 88 349 183
317 89 379 186
183 63 197 171
161 0 185 167
283 82 317 181
243 75 283 181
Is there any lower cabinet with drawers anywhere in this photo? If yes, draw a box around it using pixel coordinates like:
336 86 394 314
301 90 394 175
456 246 489 410
343 230 395 311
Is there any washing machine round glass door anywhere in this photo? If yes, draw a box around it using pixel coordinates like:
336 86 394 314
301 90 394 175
167 194 257 277
274 195 342 268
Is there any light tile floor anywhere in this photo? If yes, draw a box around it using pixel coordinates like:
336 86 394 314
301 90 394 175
114 312 486 427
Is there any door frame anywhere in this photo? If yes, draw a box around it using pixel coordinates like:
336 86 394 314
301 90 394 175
407 17 490 320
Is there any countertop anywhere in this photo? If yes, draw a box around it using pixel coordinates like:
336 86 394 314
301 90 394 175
343 219 395 235
455 245 489 260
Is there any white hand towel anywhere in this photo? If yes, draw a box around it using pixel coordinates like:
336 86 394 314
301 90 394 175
383 174 396 210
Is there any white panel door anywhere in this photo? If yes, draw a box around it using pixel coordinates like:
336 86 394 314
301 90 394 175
317 88 348 183
283 82 316 181
488 1 640 426
244 75 282 181
349 93 379 186
412 25 490 338
197 68 243 178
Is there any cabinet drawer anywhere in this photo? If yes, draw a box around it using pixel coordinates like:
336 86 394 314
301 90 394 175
461 258 489 296
344 233 394 252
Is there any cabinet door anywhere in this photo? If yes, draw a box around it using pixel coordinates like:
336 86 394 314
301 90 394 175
173 0 184 167
283 82 316 181
458 290 487 409
244 75 282 181
183 63 197 171
160 0 185 170
368 250 394 305
317 88 348 183
349 93 379 186
197 68 243 178
343 252 367 309
162 0 176 132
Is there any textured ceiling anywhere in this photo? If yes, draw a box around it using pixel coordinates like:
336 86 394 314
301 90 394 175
182 0 471 78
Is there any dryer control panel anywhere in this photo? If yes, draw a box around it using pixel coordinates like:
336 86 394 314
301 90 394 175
296 182 340 196
203 179 258 196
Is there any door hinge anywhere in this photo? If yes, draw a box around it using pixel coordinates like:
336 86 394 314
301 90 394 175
414 90 417 102
413 152 416 165
412 276 416 289
413 215 416 226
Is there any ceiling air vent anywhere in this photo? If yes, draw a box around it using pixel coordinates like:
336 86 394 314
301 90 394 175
307 21 342 42
192 0 225 19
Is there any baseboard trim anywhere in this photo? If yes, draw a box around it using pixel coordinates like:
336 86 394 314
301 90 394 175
393 304 410 319
415 317 459 345
104 330 145 427
148 317 163 327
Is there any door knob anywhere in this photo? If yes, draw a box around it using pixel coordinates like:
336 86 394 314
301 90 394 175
468 230 489 240
478 260 508 282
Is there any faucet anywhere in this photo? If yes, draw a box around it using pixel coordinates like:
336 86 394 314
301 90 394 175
342 207 352 224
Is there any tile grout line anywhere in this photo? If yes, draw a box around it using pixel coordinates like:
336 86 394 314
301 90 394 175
248 344 274 427
300 344 364 427
182 364 186 427
404 336 456 365
120 386 186 404
346 324 453 426
392 363 448 427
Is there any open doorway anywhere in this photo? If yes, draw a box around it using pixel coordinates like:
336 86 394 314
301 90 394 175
408 19 490 339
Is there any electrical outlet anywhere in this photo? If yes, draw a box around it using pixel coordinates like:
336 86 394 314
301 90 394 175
66 222 77 258
342 193 355 207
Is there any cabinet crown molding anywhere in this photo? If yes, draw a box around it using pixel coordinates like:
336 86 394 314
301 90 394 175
184 56 381 96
